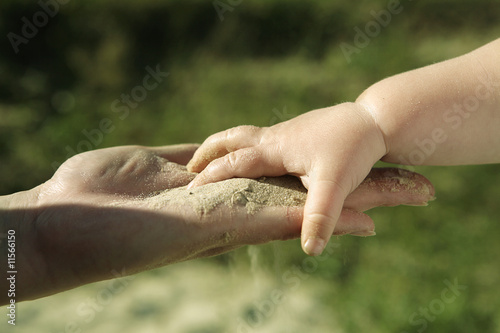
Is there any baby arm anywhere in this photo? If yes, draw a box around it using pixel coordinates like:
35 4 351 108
188 38 500 256
358 38 500 166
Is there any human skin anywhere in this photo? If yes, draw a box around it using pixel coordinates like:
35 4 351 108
0 144 434 304
187 38 500 256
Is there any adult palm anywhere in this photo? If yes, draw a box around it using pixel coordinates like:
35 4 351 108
1 144 433 303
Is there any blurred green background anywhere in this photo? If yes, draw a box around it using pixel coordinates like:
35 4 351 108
1 0 500 332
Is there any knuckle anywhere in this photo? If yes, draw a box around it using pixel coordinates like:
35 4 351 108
259 126 276 143
305 212 337 233
239 125 261 133
225 151 240 170
204 159 230 180
317 177 351 199
202 132 222 146
221 148 264 176
226 125 261 141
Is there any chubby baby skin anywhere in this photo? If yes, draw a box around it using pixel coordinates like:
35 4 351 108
187 38 500 256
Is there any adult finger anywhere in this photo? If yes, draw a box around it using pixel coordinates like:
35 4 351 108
187 208 375 262
333 209 375 236
147 144 200 165
239 207 374 244
344 168 435 212
187 125 264 172
200 206 375 251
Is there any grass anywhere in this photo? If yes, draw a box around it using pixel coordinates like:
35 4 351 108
1 0 499 332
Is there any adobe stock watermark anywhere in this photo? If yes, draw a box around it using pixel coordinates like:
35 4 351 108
7 0 71 54
5 230 17 326
52 267 135 333
51 64 169 171
213 0 243 22
401 278 467 333
397 73 500 169
268 105 295 126
340 0 404 63
236 242 340 333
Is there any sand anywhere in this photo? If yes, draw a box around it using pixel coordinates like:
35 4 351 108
362 168 428 194
147 176 307 215
145 167 434 215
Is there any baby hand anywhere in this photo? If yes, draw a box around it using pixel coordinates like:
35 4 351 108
187 103 387 256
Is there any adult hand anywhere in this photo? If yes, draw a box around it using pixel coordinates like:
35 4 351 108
0 145 433 304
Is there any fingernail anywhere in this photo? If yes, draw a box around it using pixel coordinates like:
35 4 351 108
349 230 376 237
186 160 197 173
405 202 429 207
304 237 326 256
186 180 195 189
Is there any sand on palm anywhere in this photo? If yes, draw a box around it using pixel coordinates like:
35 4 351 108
146 168 433 215
147 176 307 215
